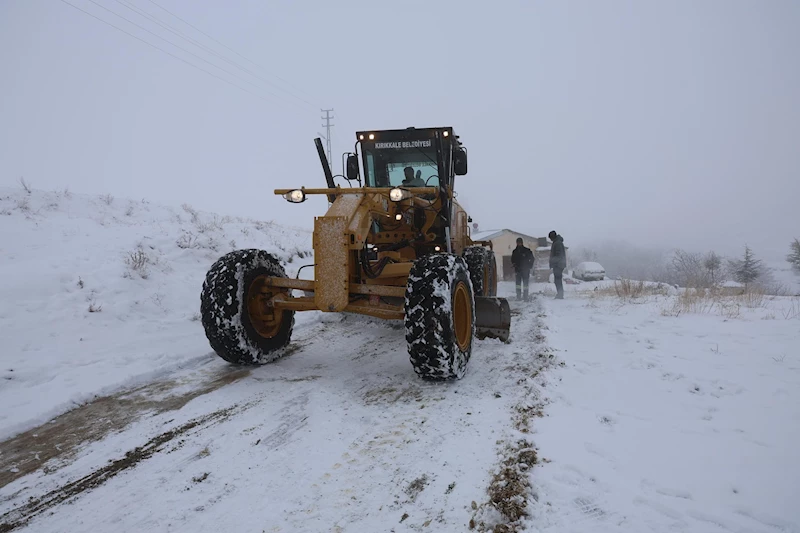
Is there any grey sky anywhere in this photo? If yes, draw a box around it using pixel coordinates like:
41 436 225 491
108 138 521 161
2 0 798 261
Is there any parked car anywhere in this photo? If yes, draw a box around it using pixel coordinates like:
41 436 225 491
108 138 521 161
573 261 605 281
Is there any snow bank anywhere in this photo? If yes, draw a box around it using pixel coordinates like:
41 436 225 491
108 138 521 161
531 290 800 531
0 187 312 440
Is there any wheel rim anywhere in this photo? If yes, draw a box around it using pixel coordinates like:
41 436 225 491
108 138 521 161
246 275 285 338
453 281 472 352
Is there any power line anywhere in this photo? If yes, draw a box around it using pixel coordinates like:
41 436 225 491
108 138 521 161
145 0 318 102
83 0 302 108
115 0 217 56
112 0 317 109
56 0 293 109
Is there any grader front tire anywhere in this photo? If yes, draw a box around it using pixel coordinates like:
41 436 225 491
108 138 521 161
200 249 295 365
404 254 475 380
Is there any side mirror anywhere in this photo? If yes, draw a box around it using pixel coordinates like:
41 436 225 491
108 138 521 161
346 154 359 181
454 149 467 176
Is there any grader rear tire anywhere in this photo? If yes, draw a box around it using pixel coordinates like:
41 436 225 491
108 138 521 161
404 253 475 380
200 249 294 365
463 246 497 297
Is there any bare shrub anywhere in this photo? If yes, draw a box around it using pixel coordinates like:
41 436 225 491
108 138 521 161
151 292 167 311
253 221 275 233
718 300 741 319
663 285 769 318
759 282 790 297
616 279 645 298
88 300 102 313
181 203 200 224
125 204 135 216
671 250 710 288
19 177 32 194
16 197 30 212
61 187 72 199
201 235 221 251
77 277 84 289
662 289 715 316
100 193 114 205
782 297 800 320
591 280 668 301
704 251 723 285
176 232 198 249
196 216 223 234
739 287 766 309
124 247 154 279
125 250 149 270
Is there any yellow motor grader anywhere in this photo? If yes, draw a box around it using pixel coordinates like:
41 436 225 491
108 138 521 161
200 126 510 380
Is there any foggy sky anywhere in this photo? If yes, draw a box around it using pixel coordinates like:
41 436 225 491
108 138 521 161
2 0 798 261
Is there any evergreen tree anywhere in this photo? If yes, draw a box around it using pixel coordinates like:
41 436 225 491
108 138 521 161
728 245 762 288
787 238 800 274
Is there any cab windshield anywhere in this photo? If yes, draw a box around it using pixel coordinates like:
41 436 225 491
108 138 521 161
363 143 440 188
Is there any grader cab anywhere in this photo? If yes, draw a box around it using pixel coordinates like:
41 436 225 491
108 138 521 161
200 126 511 380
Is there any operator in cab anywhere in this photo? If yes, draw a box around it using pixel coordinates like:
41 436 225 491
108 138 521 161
402 166 426 187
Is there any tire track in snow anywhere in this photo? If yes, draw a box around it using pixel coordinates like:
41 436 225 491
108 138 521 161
0 319 327 491
0 401 253 533
0 366 251 490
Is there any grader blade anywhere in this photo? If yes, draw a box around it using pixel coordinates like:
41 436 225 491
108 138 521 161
474 296 511 342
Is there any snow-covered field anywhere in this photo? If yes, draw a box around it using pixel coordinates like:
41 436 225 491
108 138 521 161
533 281 800 532
1 187 799 532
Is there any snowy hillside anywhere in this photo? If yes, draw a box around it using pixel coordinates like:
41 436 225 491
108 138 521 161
0 186 312 440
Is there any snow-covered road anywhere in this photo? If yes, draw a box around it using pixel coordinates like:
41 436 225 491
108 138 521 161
1 285 552 533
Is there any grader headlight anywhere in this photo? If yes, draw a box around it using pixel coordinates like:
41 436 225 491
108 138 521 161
389 188 405 202
283 189 306 203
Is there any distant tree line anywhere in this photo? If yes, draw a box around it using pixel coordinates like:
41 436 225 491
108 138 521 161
568 242 788 291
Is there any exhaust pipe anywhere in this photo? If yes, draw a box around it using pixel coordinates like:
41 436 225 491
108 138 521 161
474 296 511 343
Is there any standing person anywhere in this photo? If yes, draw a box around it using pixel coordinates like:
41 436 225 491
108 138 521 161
511 237 535 301
548 230 566 299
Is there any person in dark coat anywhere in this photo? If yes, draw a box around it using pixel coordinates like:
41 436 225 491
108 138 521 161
511 237 535 301
402 166 425 187
548 230 566 299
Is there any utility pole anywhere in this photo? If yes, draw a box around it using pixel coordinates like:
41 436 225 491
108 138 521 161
320 109 334 171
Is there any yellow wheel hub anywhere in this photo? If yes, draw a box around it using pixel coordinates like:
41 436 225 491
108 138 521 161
246 275 286 339
453 281 472 352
